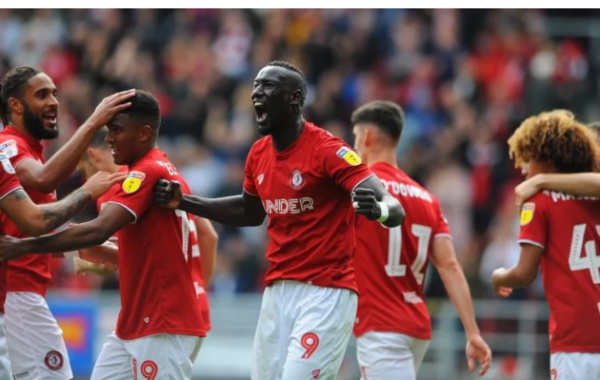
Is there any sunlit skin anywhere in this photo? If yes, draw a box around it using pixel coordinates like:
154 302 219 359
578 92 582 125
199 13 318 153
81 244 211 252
105 113 154 167
8 73 60 140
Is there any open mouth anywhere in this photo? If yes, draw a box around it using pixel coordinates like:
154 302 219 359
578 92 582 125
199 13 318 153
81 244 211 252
42 111 57 128
253 102 267 124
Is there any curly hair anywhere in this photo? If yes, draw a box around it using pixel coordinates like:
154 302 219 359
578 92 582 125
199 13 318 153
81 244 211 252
508 110 600 173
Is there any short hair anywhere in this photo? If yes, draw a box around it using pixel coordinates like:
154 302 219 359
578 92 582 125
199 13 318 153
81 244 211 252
508 109 600 173
0 66 42 125
89 127 109 149
119 90 161 131
351 100 405 142
266 60 307 107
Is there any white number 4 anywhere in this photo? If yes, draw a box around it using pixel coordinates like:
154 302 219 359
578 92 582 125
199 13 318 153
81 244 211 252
386 224 431 285
569 224 600 284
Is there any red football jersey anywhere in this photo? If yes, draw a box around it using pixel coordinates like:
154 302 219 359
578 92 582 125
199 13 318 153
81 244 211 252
96 166 128 214
0 126 56 296
0 152 23 313
243 121 373 292
106 148 206 339
353 162 450 339
518 190 600 353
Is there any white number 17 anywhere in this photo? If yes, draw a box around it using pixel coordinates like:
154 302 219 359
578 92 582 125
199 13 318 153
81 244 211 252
386 224 431 285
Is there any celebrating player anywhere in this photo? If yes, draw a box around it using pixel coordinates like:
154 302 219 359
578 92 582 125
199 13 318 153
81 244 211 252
350 101 491 379
0 65 134 379
492 110 600 379
154 61 404 380
0 91 206 380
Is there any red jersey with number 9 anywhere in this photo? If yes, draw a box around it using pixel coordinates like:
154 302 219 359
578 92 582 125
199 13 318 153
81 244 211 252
353 162 450 340
243 121 373 292
106 148 206 340
518 191 600 353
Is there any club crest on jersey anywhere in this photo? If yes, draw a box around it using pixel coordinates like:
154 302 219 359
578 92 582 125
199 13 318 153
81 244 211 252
290 169 306 190
0 139 18 158
336 147 361 166
122 171 145 194
0 153 15 174
520 202 535 226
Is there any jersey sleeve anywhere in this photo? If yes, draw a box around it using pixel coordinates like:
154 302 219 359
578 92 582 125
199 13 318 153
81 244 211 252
517 196 547 249
318 138 373 194
106 164 158 223
2 138 33 168
243 143 258 196
0 154 22 200
432 197 452 238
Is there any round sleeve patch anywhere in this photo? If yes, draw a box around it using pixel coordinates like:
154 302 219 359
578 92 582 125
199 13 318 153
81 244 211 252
520 202 535 226
122 171 145 194
336 147 362 166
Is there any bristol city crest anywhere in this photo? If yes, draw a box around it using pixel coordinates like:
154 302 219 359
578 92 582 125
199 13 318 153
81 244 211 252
289 169 306 190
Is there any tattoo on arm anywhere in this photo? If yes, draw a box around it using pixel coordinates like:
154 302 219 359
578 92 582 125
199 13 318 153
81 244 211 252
39 188 91 231
10 189 27 201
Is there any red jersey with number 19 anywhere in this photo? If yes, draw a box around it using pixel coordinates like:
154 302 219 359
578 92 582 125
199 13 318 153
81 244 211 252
353 162 450 340
107 148 206 340
243 121 373 292
518 191 600 353
0 153 23 313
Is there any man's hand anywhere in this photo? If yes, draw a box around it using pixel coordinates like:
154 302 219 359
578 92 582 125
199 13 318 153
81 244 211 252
73 257 117 275
0 235 27 262
82 171 127 199
86 90 136 129
491 267 514 297
466 334 492 376
154 180 182 210
515 176 542 208
352 188 382 221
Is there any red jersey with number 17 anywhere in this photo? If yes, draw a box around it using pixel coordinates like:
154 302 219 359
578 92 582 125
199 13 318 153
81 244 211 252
107 148 205 340
243 121 373 292
353 162 451 340
0 153 23 313
518 191 600 353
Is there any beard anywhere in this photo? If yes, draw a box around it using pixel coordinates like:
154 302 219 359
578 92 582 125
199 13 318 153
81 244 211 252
22 104 58 140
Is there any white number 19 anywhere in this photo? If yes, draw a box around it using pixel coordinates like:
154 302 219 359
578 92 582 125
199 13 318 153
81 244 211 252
386 224 431 284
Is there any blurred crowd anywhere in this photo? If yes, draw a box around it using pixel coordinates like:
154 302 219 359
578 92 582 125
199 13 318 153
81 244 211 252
0 9 597 300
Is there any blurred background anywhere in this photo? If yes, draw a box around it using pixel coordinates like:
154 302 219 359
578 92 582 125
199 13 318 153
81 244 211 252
2 8 600 379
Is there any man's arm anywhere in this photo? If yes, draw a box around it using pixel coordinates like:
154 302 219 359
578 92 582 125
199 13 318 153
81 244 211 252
194 217 217 285
15 90 134 193
154 180 266 226
491 244 543 297
0 171 125 236
79 241 119 266
430 237 491 376
515 173 600 207
351 175 405 227
0 203 134 261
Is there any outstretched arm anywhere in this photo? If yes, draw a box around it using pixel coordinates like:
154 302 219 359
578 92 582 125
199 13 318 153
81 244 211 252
14 90 134 193
0 203 134 261
154 180 266 227
351 175 405 227
430 237 491 376
515 173 600 207
0 171 125 236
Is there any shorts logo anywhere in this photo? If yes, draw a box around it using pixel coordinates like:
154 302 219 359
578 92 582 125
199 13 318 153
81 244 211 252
312 369 321 378
122 171 146 194
301 332 320 359
44 350 63 371
520 202 535 226
336 147 362 166
290 169 306 190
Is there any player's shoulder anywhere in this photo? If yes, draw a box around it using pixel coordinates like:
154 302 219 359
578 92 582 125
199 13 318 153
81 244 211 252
249 135 272 153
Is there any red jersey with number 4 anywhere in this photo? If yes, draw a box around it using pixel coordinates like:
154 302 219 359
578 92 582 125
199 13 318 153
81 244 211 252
0 126 56 297
353 163 451 340
107 148 206 340
243 121 373 292
518 190 600 353
0 152 23 313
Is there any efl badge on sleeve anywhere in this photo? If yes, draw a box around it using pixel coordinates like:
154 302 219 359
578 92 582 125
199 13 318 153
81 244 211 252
0 139 18 158
0 154 15 174
336 147 362 166
122 171 145 194
520 202 535 226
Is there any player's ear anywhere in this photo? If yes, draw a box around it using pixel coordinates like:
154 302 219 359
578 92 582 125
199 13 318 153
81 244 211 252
290 89 301 106
7 97 23 116
139 124 152 143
